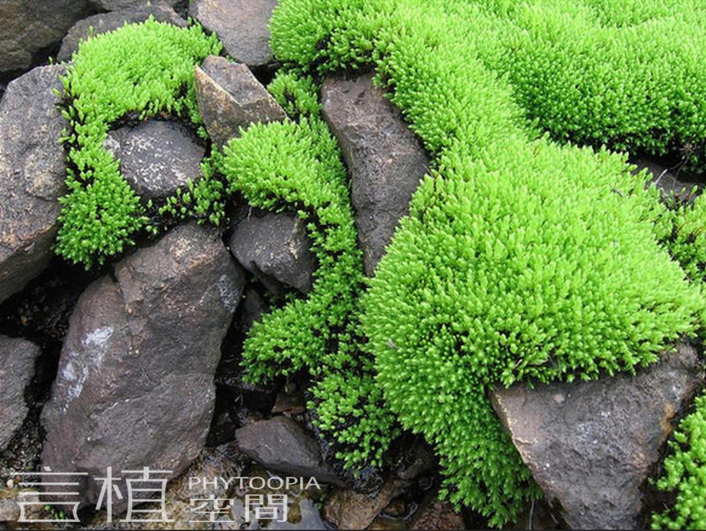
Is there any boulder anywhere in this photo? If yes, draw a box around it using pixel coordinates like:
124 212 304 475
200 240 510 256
491 343 703 530
89 0 180 11
0 65 67 304
57 3 186 62
229 210 317 295
0 336 41 451
105 120 205 198
195 55 286 148
189 0 278 67
0 0 91 72
235 416 345 487
321 74 429 276
41 222 245 511
322 480 408 530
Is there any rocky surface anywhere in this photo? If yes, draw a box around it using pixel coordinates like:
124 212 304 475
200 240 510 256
321 74 429 275
491 343 704 530
195 55 286 148
41 223 244 511
0 336 41 451
105 120 205 198
89 0 180 11
0 65 67 304
0 0 92 72
58 3 186 62
322 479 408 530
189 0 278 68
235 416 345 487
410 494 465 531
229 210 317 295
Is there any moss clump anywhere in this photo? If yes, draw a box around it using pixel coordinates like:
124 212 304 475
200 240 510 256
55 19 221 268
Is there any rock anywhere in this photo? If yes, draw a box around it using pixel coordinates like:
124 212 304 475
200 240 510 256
41 222 245 511
57 3 186 62
491 343 703 530
0 336 41 451
409 490 465 531
189 0 278 67
235 417 344 487
0 0 91 72
321 74 429 275
391 438 436 481
0 65 67 304
105 120 205 198
322 480 408 530
89 0 179 11
195 55 286 148
234 287 269 333
229 210 317 295
632 157 701 202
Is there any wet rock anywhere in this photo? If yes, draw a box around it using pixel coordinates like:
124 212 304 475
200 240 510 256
0 66 67 304
0 336 41 451
409 492 465 531
58 3 186 62
229 211 317 295
632 157 701 202
321 74 429 276
236 417 345 487
41 223 245 511
195 55 286 148
89 0 180 11
491 343 703 530
189 0 278 67
322 480 408 530
0 0 91 72
391 439 436 481
105 120 205 198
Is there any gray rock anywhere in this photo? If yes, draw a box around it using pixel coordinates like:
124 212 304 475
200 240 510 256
632 157 701 202
229 211 317 295
0 66 67 304
58 3 186 62
41 223 245 511
236 416 345 487
322 480 408 530
491 343 703 530
321 74 429 276
189 0 278 67
105 120 205 198
0 0 91 72
0 336 41 451
89 0 179 11
195 55 286 148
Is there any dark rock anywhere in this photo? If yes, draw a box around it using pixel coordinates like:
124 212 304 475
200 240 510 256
229 210 317 295
322 480 408 530
272 390 307 416
189 0 278 67
0 336 41 451
0 0 91 72
236 416 345 487
391 439 436 481
321 74 429 275
195 55 286 148
0 66 67 304
105 120 205 198
409 494 465 531
57 3 186 62
234 287 269 333
89 0 180 11
632 157 701 202
41 223 245 511
491 344 703 530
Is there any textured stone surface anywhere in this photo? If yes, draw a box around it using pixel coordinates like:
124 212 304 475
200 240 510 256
0 66 67 304
105 120 205 198
229 210 317 295
0 0 91 72
58 3 186 62
189 0 277 67
195 55 286 148
410 495 465 531
236 416 345 487
0 336 41 451
321 74 429 275
322 480 408 530
89 0 180 11
491 344 703 530
41 223 244 511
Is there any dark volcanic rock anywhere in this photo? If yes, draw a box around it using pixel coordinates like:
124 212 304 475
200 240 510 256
105 120 205 198
41 223 245 511
0 66 67 304
58 3 186 62
321 74 429 276
236 416 345 486
189 0 278 67
229 210 317 295
195 55 286 148
0 336 41 451
89 0 180 11
491 344 703 530
0 0 91 72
